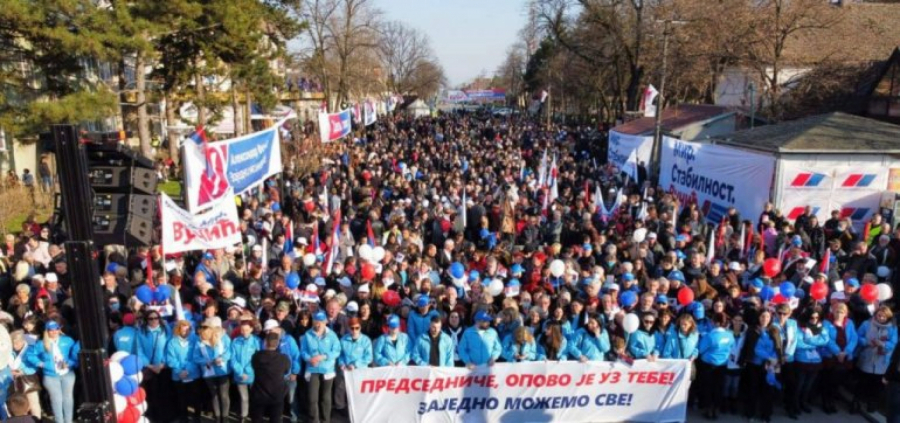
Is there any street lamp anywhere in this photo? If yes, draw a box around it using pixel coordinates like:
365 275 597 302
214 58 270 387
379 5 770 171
650 19 688 183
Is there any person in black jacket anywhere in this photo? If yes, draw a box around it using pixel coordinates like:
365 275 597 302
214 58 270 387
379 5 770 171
884 341 900 423
251 332 291 423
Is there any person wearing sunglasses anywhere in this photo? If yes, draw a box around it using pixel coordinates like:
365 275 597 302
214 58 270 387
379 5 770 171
335 317 373 416
136 310 170 422
627 312 658 361
26 320 78 423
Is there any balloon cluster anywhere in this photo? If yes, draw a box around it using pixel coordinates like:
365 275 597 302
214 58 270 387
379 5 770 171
134 285 172 305
108 351 147 423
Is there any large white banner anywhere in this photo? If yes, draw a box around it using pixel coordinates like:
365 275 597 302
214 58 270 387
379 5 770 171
779 158 888 224
659 136 775 223
608 131 653 173
344 360 690 423
160 192 242 254
183 120 285 212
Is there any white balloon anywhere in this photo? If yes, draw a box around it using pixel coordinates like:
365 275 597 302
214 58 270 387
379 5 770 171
135 401 147 413
137 417 150 423
488 279 504 297
623 313 640 334
358 244 373 261
371 247 386 262
632 228 648 243
452 277 465 288
108 361 124 383
303 253 317 267
110 351 130 362
549 260 566 278
113 394 127 413
878 283 894 301
133 372 143 384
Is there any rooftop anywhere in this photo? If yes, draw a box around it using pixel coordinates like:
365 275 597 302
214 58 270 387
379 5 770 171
612 104 732 136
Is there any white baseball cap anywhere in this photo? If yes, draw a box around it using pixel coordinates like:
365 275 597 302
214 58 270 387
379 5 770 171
263 319 279 332
346 301 359 313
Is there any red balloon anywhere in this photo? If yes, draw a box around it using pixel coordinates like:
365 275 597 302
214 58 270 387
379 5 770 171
810 282 829 301
127 387 146 406
304 201 316 212
861 283 879 304
763 258 781 278
362 170 372 181
677 287 694 306
382 290 401 307
772 293 787 305
118 406 141 423
361 263 376 281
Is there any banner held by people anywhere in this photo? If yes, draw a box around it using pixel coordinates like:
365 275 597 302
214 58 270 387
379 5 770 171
160 191 242 254
345 360 690 423
183 119 286 212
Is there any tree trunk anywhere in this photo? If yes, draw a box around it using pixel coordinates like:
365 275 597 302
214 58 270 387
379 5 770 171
165 91 180 163
136 51 151 157
232 84 243 136
195 71 207 126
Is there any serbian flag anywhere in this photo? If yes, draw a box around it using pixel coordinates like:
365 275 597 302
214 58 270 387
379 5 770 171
820 248 831 274
283 220 294 255
366 219 376 247
325 211 342 275
312 221 321 256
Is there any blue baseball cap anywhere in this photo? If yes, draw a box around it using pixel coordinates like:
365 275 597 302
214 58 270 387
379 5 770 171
668 270 685 282
751 278 765 289
469 270 480 281
203 252 214 260
314 277 326 286
510 264 524 274
475 310 492 323
313 311 327 322
675 234 688 243
622 273 635 282
416 296 430 308
387 315 401 329
46 321 61 331
656 294 668 304
847 278 860 288
791 235 803 246
105 263 119 274
508 278 521 287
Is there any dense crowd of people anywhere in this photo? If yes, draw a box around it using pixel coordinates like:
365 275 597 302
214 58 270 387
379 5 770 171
1 110 900 423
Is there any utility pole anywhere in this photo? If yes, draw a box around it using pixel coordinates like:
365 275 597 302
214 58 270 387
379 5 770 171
650 19 686 183
748 82 757 129
52 125 117 422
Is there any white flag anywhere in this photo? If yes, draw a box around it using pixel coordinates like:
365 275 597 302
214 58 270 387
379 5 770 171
642 85 659 118
707 225 716 265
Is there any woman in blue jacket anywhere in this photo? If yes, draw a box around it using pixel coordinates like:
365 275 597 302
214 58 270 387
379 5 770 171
820 302 857 414
537 321 568 361
792 308 829 416
27 321 79 423
570 314 610 362
299 311 341 423
627 312 658 360
192 319 232 423
697 313 735 419
655 311 676 358
165 320 201 423
136 310 169 422
502 326 537 362
738 308 783 422
854 305 898 413
339 317 374 370
373 315 411 366
230 319 259 422
662 314 699 360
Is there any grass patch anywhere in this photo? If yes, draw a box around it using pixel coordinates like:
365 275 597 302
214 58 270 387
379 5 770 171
158 180 183 197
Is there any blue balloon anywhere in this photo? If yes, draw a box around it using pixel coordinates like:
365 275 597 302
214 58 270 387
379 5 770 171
115 377 138 396
449 262 465 279
760 286 775 301
158 284 173 300
779 282 796 299
120 355 141 376
620 291 638 308
286 272 301 289
135 285 153 304
153 289 167 303
795 289 806 300
105 263 119 274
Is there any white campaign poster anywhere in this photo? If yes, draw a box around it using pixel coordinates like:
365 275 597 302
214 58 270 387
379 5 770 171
608 131 653 173
344 360 690 423
659 136 775 223
779 158 888 225
160 191 242 254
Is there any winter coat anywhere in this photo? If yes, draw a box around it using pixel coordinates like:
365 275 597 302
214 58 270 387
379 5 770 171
300 328 341 375
570 328 611 361
373 332 411 366
458 326 502 366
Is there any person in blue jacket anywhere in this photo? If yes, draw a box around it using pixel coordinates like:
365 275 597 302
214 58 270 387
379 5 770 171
792 308 829 417
737 308 782 422
820 302 857 414
502 326 537 363
26 321 79 423
300 310 341 423
136 310 169 422
458 310 502 368
537 321 568 360
9 329 40 419
627 312 658 360
335 316 374 415
407 296 439 345
662 313 699 360
230 318 259 422
570 314 610 362
773 303 801 418
165 320 201 423
854 305 898 413
655 310 676 358
112 313 139 355
543 306 574 342
192 318 232 423
374 315 411 366
412 316 455 367
697 313 735 419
